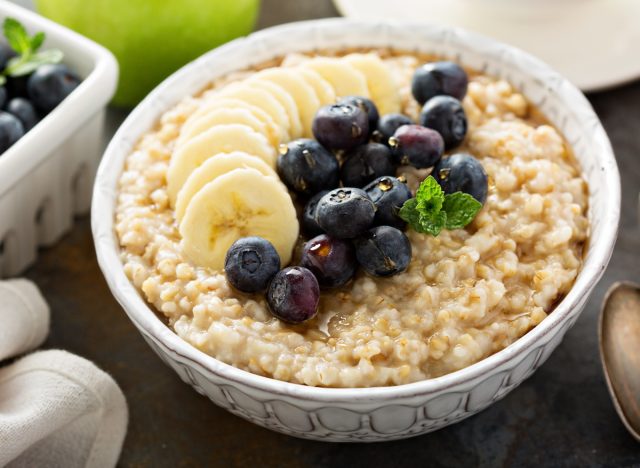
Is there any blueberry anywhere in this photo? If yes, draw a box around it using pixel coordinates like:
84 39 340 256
341 142 396 187
224 237 281 293
411 61 468 105
432 153 488 204
312 103 369 151
363 176 412 230
277 139 339 196
0 111 24 153
419 95 467 150
316 187 376 239
300 234 357 288
6 74 30 99
389 124 444 168
0 43 16 71
267 266 320 323
338 96 379 136
354 226 412 277
374 113 413 144
27 64 81 112
6 98 38 131
302 190 328 237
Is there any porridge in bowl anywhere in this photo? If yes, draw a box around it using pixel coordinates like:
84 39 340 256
115 50 588 388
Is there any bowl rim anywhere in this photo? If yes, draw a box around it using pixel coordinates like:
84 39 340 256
92 18 620 403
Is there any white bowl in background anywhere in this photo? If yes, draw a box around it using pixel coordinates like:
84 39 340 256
0 0 117 276
92 19 619 442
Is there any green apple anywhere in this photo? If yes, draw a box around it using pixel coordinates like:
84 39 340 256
35 0 261 107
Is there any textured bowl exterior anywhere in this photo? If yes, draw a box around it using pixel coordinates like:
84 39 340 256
92 20 620 442
0 0 118 277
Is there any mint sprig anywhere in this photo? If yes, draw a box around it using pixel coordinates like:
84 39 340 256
1 17 63 81
399 175 482 236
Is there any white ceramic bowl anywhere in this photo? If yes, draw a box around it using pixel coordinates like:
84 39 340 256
0 0 118 277
92 19 620 442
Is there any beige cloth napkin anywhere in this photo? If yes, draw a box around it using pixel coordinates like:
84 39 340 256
0 279 128 468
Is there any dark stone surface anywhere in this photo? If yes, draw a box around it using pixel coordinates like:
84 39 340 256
22 0 640 466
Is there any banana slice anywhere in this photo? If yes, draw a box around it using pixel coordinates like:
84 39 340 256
302 57 369 99
252 68 320 137
167 124 275 204
295 67 336 106
245 79 303 139
343 53 401 115
183 98 281 147
179 168 299 270
175 152 278 223
176 107 276 149
214 83 291 142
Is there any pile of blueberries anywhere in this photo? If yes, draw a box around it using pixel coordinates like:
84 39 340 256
225 61 489 324
0 43 81 154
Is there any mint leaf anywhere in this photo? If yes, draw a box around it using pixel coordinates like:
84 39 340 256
417 210 446 236
30 31 45 52
415 175 444 215
3 18 30 55
5 49 63 76
442 192 483 230
400 175 483 236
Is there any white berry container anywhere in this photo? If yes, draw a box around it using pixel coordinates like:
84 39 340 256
93 19 619 441
0 0 117 276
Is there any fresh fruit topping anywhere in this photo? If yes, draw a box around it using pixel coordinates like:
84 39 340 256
343 53 401 115
267 266 320 323
179 168 298 270
277 138 339 196
217 83 291 142
224 237 281 293
303 57 370 99
167 124 276 204
432 153 489 204
338 95 379 135
411 61 468 105
302 190 329 237
295 67 337 106
419 95 467 150
0 110 23 152
253 68 320 137
374 113 413 144
340 142 395 188
247 78 303 139
312 103 369 151
177 106 279 149
399 175 482 236
389 124 444 168
175 151 278 222
6 97 37 130
315 188 376 239
27 64 80 113
300 234 357 288
364 176 412 230
354 226 412 277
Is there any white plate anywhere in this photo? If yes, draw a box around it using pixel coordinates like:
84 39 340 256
333 0 640 92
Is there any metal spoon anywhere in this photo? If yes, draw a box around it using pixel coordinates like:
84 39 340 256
599 281 640 442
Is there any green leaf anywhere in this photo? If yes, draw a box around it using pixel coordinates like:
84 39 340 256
3 17 30 55
30 31 45 52
417 210 446 236
5 49 63 76
399 198 420 227
415 175 444 216
442 192 483 230
399 197 446 236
